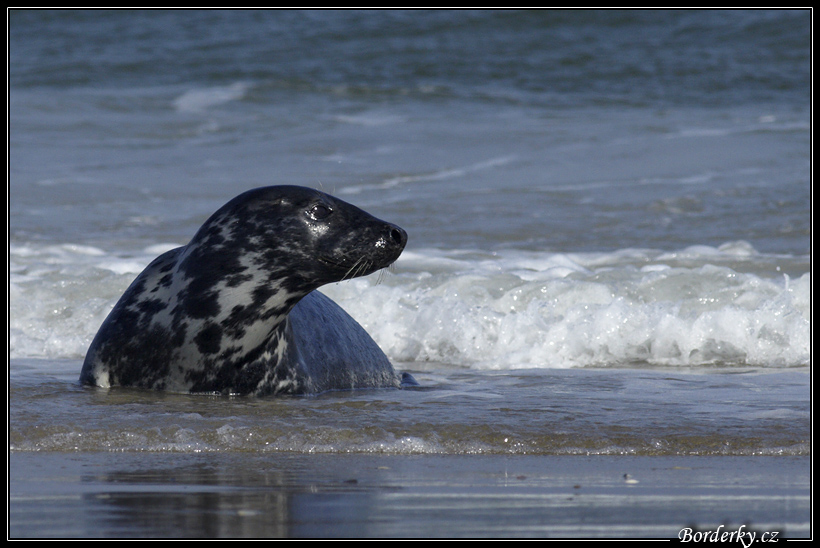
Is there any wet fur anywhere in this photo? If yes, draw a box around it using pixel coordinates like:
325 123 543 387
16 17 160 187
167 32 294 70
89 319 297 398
80 185 408 395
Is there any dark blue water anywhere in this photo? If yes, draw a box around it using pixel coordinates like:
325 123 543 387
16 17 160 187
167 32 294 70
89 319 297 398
9 9 811 254
9 10 810 108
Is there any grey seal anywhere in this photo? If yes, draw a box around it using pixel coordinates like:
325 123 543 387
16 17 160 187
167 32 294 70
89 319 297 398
79 185 413 396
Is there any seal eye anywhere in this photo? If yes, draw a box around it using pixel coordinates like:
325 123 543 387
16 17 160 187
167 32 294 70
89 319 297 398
308 204 332 221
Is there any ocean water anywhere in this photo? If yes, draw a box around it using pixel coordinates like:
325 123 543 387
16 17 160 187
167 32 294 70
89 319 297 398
8 10 811 537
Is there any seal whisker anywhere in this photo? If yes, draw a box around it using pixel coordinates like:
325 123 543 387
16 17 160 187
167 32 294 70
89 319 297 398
341 259 359 281
343 257 368 281
361 260 375 279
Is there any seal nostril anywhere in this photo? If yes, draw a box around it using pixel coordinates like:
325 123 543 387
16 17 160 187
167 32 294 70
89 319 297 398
390 227 406 246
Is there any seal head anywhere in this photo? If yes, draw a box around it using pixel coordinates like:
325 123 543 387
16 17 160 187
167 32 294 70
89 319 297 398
80 185 408 395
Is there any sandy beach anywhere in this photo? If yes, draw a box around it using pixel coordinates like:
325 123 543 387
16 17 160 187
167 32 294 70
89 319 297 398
9 451 809 538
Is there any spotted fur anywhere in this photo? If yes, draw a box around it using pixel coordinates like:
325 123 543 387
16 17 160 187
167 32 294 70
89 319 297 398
80 185 409 395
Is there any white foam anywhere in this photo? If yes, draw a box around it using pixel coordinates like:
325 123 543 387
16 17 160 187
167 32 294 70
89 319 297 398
9 241 811 370
332 113 405 127
172 82 250 112
323 244 811 370
339 155 516 194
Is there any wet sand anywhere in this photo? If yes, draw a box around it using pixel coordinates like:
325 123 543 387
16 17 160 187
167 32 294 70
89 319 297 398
9 451 809 538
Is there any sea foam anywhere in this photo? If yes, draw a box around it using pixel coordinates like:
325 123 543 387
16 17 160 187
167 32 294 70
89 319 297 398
9 241 810 369
324 244 810 370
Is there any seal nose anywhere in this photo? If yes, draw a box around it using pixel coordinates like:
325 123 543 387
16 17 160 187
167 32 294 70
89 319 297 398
388 224 407 248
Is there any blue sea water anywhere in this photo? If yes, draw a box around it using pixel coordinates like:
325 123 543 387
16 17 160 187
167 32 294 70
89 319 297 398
7 9 812 538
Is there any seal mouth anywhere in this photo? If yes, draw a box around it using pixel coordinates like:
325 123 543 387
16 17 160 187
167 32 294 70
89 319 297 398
318 255 389 281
